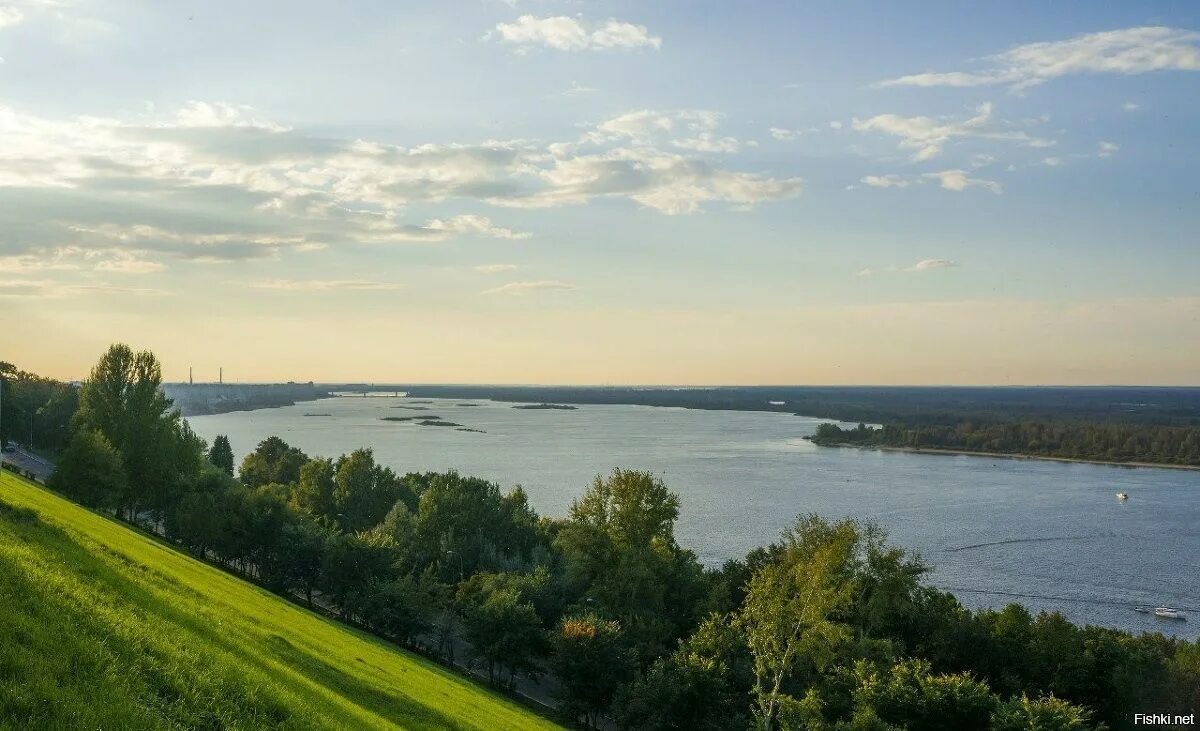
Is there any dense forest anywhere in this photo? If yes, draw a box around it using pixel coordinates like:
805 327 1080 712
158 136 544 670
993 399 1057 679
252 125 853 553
0 362 77 455
394 385 1200 426
809 422 1200 466
18 345 1200 730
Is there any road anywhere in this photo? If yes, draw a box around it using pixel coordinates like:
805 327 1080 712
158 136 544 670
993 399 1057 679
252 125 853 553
1 445 52 482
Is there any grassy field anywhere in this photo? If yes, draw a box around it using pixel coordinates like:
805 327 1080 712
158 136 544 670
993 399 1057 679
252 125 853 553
0 471 562 730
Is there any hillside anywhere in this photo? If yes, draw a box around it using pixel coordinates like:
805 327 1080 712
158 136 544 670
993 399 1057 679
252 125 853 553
0 471 561 730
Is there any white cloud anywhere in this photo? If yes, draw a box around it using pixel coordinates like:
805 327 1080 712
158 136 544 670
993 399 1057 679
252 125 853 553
424 214 531 240
923 169 1003 193
474 263 519 274
1098 141 1119 157
550 81 597 98
588 109 739 153
0 6 23 28
859 170 1001 193
243 279 400 292
858 258 959 276
489 15 661 52
171 100 289 131
861 174 914 188
852 103 1054 161
880 26 1200 91
1122 101 1141 111
483 279 576 295
93 253 165 274
970 153 997 168
769 127 800 141
0 246 164 274
1041 156 1062 166
0 278 164 297
0 99 800 277
828 121 843 130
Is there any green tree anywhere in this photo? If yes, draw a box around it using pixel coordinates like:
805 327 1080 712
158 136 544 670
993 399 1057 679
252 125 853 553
239 436 308 489
615 614 752 731
165 467 237 558
991 694 1094 730
290 458 337 522
457 572 549 685
72 344 201 518
554 469 704 659
47 430 127 510
276 519 331 606
361 572 443 645
549 612 634 729
738 515 859 731
850 658 998 731
208 435 235 476
333 449 407 532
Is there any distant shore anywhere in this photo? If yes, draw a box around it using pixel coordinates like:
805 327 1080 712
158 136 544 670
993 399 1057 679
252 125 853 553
811 441 1200 472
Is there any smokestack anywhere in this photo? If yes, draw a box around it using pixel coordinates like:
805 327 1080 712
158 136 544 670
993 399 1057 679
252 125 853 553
189 367 193 385
219 367 223 384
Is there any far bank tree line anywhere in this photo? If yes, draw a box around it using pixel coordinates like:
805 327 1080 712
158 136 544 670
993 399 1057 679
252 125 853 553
810 421 1200 466
38 345 1200 730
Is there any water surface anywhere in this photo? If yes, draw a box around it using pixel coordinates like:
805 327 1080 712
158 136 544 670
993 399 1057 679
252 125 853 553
188 396 1200 639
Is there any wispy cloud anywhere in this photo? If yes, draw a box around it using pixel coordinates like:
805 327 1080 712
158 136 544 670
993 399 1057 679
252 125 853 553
858 259 959 276
587 110 740 153
1097 141 1119 157
852 103 1054 161
1122 101 1141 111
0 278 165 297
769 127 801 142
923 169 1003 193
859 170 1001 193
861 174 914 189
241 279 401 292
879 26 1200 91
487 15 661 53
0 6 23 29
483 279 576 295
474 263 519 273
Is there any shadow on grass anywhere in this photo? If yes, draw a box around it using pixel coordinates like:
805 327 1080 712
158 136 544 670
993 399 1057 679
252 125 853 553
0 497 470 731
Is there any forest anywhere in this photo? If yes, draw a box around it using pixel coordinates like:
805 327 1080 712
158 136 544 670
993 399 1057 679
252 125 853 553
809 422 1200 466
5 346 1199 729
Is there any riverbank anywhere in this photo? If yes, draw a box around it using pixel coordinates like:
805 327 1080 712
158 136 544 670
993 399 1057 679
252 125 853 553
809 440 1200 471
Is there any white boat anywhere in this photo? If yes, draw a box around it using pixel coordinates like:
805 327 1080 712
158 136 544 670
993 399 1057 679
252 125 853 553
1116 492 1128 501
1133 606 1151 614
1154 607 1186 620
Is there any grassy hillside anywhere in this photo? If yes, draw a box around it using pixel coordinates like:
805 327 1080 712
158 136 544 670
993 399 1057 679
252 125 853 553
0 471 561 730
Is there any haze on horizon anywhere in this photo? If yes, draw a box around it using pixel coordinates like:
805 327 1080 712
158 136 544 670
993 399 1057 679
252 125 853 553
1 1 1198 386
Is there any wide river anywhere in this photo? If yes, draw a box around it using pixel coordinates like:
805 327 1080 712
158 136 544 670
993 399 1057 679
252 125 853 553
188 396 1200 639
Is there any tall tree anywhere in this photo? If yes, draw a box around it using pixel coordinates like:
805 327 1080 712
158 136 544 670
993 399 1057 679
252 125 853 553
739 515 859 731
549 612 634 729
238 436 308 489
71 344 199 518
290 458 337 522
47 430 127 510
208 435 235 476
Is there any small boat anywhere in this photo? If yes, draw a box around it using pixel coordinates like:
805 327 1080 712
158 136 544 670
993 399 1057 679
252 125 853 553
1116 492 1128 501
1154 607 1186 620
1134 606 1151 614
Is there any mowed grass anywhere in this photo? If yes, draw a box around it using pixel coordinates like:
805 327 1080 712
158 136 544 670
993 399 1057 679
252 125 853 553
0 471 562 730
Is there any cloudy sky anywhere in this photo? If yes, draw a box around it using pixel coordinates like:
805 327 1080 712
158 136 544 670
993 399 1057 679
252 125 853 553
2 1 1198 384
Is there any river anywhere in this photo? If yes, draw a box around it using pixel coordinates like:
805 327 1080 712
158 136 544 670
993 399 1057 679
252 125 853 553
187 395 1200 639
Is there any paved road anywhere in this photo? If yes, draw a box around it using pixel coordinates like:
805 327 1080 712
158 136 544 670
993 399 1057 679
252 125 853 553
1 446 52 482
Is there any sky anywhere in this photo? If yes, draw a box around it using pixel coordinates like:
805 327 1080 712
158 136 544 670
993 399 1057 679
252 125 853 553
1 0 1198 385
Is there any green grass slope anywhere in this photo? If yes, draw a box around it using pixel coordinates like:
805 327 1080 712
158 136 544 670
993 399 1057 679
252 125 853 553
0 472 561 730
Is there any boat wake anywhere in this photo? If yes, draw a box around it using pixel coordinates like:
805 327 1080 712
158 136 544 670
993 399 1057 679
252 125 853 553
945 535 1101 552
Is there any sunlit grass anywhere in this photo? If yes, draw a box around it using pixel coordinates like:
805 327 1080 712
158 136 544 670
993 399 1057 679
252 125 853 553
0 471 561 730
